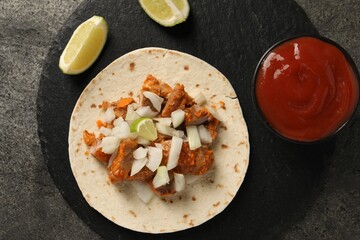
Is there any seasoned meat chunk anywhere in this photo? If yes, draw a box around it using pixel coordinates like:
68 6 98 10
174 143 214 175
162 84 194 117
185 106 220 139
109 139 138 183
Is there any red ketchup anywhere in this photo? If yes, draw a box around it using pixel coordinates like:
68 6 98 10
255 36 359 142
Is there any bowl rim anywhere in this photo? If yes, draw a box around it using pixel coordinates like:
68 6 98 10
252 34 360 144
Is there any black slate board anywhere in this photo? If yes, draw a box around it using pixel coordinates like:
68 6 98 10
37 0 359 239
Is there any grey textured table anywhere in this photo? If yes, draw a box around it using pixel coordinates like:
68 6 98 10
1 1 359 239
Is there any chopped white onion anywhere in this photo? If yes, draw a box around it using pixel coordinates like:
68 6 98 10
146 147 163 172
193 91 207 105
207 107 222 121
186 126 201 150
130 157 148 176
155 123 173 136
111 122 130 139
130 181 154 204
197 125 212 144
133 147 148 159
171 109 185 128
136 136 150 146
172 130 185 139
107 148 118 167
167 136 183 170
104 107 115 122
154 143 164 150
136 106 158 118
125 104 140 124
152 166 170 188
153 117 172 126
99 126 112 136
143 91 164 112
155 123 185 139
174 173 185 192
100 136 120 154
113 117 124 126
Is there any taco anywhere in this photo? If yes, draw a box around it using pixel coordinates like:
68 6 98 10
68 48 249 233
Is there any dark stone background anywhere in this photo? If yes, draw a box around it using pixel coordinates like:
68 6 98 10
1 0 359 239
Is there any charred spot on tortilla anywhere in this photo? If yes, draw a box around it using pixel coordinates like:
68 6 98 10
213 202 220 207
234 164 239 173
129 62 135 71
219 101 226 110
216 184 224 189
129 210 137 218
227 192 234 197
221 144 229 149
68 48 249 234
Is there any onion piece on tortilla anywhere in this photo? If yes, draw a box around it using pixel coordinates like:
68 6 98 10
146 146 163 172
154 143 164 150
130 157 148 176
155 123 173 136
136 136 150 146
167 136 183 170
193 91 207 106
99 126 112 136
136 106 158 118
186 126 201 150
152 166 170 188
133 147 148 159
143 91 164 112
107 148 118 167
153 117 172 126
171 109 185 128
130 181 154 204
100 136 120 154
104 107 115 122
174 173 185 192
113 117 124 126
155 123 185 139
125 104 140 124
197 125 212 144
111 122 131 139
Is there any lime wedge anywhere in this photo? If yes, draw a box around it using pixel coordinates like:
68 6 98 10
130 118 158 141
139 0 190 27
59 16 108 75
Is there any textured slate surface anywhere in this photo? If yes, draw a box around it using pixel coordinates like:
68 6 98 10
1 0 359 240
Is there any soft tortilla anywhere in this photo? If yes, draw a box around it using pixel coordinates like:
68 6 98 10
68 48 249 233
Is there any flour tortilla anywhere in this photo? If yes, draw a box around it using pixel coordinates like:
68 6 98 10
68 48 249 233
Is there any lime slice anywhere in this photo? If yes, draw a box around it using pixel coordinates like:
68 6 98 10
139 0 190 27
59 16 108 75
130 118 158 141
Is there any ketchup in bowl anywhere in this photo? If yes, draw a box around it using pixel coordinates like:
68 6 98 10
254 36 359 143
